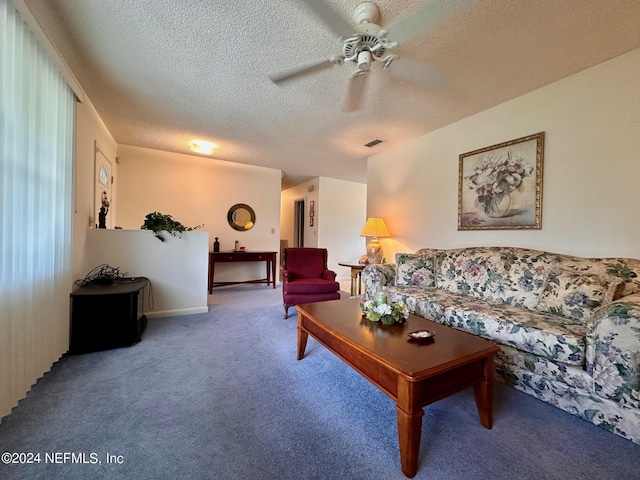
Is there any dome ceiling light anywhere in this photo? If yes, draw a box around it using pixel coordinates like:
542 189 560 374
190 140 218 155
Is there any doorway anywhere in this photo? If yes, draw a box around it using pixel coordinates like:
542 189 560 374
294 198 305 247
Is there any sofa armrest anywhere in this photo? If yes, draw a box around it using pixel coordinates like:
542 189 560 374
323 269 337 281
362 263 396 301
586 293 640 409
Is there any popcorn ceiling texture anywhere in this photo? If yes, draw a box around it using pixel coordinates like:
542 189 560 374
23 0 640 188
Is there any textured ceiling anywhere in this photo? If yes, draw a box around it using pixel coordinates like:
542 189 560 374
23 0 640 189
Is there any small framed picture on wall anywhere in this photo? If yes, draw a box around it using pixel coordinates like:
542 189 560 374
310 217 314 227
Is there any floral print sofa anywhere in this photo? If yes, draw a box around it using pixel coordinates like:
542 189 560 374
362 246 640 444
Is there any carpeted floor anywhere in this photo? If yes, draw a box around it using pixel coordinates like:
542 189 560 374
1 284 639 480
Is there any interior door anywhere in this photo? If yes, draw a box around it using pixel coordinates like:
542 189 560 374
94 141 113 229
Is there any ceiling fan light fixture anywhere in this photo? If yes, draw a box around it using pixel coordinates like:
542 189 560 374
190 139 218 155
357 50 373 71
353 2 379 25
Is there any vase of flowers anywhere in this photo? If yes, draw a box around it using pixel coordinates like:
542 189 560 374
360 299 409 325
465 150 533 219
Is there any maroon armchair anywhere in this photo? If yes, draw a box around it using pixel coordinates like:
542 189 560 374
282 248 340 319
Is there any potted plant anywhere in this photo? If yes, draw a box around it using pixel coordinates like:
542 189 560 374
141 212 202 242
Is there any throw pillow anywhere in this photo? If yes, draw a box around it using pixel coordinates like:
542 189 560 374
395 253 435 288
535 270 623 323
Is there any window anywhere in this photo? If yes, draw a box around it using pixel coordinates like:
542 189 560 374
0 0 75 418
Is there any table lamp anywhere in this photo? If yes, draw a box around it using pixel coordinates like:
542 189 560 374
360 217 390 264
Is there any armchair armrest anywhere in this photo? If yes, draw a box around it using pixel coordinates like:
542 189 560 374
586 293 640 408
282 269 292 283
361 263 397 301
322 270 337 281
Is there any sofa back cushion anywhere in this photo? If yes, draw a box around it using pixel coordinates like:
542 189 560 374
534 270 623 324
435 247 553 309
395 253 435 288
552 255 640 298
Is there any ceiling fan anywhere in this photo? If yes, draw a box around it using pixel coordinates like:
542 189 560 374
268 0 466 111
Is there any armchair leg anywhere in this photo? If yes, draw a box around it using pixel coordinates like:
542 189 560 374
284 304 290 319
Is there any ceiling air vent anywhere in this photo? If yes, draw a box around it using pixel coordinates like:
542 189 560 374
364 139 383 148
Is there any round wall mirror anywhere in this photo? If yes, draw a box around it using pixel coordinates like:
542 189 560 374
227 203 256 231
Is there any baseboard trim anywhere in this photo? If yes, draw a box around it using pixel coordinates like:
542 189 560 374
145 306 209 319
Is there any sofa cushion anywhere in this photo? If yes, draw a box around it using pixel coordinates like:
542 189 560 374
436 247 552 309
395 253 435 288
388 286 586 366
535 270 622 324
553 254 640 298
496 345 592 392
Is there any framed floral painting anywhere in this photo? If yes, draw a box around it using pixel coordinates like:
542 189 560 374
458 132 544 230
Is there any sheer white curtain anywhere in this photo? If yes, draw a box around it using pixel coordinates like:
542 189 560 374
0 0 75 419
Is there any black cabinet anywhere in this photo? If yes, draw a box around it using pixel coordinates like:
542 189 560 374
70 278 149 354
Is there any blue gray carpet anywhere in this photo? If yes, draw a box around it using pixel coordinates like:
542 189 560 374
0 285 639 480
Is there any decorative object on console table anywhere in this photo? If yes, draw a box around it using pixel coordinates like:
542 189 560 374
360 217 390 264
213 237 220 252
458 131 544 230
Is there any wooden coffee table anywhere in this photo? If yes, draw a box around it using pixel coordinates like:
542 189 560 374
296 298 500 478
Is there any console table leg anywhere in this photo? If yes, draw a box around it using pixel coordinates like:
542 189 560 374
271 256 277 289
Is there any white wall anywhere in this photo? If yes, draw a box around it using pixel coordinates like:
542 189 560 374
317 177 367 280
73 97 118 283
367 48 640 261
280 177 366 281
82 229 209 317
115 145 281 284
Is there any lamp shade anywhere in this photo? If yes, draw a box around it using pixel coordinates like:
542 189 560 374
360 218 390 238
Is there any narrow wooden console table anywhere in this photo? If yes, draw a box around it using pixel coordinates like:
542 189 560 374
208 251 277 293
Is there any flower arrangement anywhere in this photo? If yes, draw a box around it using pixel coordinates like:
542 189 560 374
360 299 409 325
465 150 533 216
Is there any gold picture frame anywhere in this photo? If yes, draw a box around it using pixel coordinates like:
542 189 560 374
458 132 544 230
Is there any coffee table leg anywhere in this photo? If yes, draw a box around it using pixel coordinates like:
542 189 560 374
296 311 309 360
396 376 423 478
473 355 495 428
396 405 423 478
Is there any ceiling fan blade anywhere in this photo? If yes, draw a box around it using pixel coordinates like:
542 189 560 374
384 0 469 45
268 57 337 84
298 0 355 39
344 73 367 112
387 57 445 89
